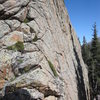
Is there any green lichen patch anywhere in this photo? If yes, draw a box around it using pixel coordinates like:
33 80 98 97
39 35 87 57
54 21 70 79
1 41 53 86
15 41 24 52
23 66 30 73
47 60 58 77
32 34 40 42
7 41 24 52
17 59 23 64
19 65 31 74
7 45 16 51
24 18 30 23
30 27 36 33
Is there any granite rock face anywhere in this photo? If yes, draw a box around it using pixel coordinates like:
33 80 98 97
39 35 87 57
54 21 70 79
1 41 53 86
0 0 90 100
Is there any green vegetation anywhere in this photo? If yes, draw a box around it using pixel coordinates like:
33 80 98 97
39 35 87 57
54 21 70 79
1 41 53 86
81 23 100 99
82 36 91 63
30 27 36 33
7 41 24 52
19 65 31 74
17 59 23 64
23 66 30 73
7 45 16 51
15 41 24 52
32 34 40 42
47 60 58 77
24 18 30 23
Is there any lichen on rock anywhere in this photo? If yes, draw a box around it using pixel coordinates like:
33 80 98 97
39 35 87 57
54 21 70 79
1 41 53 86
0 0 90 100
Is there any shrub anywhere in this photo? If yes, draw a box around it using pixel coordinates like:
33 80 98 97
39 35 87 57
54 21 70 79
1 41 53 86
15 41 24 52
7 41 24 52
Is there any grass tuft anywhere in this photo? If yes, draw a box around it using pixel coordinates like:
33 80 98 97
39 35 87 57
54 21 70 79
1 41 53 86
7 41 24 52
47 60 58 77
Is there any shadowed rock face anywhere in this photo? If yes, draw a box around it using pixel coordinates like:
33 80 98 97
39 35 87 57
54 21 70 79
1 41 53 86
1 89 32 100
0 0 90 100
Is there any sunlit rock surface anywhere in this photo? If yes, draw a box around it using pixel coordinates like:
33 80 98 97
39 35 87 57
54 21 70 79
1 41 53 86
0 0 90 100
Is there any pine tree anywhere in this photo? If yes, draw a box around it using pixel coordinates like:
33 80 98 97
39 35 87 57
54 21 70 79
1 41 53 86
82 36 91 64
91 23 99 61
81 36 94 99
82 36 88 63
81 23 100 99
91 23 100 98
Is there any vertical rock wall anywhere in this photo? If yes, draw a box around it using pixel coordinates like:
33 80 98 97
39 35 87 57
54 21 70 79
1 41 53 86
0 0 90 100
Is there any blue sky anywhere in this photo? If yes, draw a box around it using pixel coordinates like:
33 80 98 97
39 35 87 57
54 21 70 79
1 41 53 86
64 0 100 44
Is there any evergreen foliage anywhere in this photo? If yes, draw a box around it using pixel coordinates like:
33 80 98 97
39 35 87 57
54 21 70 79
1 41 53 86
82 36 89 63
81 23 100 99
82 36 92 67
91 23 99 61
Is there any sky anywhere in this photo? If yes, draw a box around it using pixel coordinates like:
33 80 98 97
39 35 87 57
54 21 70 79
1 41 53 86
64 0 100 44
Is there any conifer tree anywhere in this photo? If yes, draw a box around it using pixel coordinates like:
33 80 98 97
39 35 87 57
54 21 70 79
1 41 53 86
81 23 100 99
81 36 94 99
82 36 91 64
91 23 99 61
82 36 88 63
91 23 100 98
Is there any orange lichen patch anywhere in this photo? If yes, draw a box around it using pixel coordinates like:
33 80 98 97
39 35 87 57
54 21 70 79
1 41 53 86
0 71 6 90
11 34 23 42
0 65 12 89
0 79 5 90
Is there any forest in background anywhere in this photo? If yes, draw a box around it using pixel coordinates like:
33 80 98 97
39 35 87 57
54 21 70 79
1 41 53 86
81 23 100 100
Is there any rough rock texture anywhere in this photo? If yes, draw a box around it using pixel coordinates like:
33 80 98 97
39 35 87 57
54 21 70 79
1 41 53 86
0 0 90 100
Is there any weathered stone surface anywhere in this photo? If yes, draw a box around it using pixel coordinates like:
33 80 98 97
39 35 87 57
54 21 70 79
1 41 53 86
44 96 57 100
24 43 39 52
0 0 90 100
0 50 15 90
0 0 29 19
1 31 23 46
5 20 20 31
27 7 40 19
13 7 27 21
0 20 11 39
27 20 40 33
0 0 7 4
20 23 30 34
0 4 4 11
